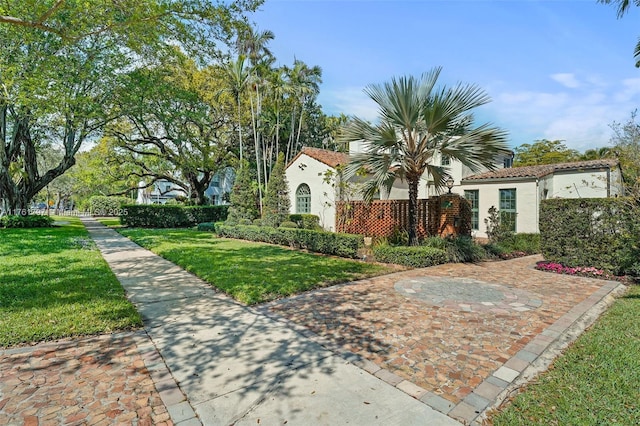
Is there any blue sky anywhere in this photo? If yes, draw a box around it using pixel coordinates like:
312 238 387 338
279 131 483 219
249 0 640 151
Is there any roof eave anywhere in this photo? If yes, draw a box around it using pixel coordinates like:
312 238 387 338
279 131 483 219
461 176 539 184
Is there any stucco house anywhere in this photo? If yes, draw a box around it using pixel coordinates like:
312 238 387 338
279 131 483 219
286 147 350 231
460 159 623 237
285 145 624 238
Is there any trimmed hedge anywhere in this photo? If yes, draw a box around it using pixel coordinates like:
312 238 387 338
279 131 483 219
216 224 362 258
289 214 321 230
197 222 216 232
372 244 448 268
539 198 639 275
89 196 131 216
121 205 229 228
0 214 55 228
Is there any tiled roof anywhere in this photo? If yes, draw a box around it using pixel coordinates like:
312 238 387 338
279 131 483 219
463 159 619 181
289 146 350 169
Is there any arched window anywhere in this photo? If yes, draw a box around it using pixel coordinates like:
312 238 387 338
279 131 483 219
296 184 311 214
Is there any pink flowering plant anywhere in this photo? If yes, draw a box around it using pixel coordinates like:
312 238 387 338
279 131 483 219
535 261 628 282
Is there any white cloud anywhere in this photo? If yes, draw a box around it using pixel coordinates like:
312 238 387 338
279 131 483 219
319 87 379 122
551 73 581 89
321 75 640 153
614 77 640 103
487 75 640 151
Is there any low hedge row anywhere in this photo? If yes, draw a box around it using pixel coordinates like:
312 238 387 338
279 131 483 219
0 215 55 228
372 244 448 268
121 205 229 228
216 224 362 258
288 214 321 230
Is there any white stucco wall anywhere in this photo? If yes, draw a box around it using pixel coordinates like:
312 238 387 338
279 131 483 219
458 180 539 238
550 170 612 198
285 154 338 231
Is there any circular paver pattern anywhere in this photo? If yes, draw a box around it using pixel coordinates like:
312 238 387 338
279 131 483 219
394 276 543 313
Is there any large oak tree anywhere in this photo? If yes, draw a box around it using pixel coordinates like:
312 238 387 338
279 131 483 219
0 0 260 214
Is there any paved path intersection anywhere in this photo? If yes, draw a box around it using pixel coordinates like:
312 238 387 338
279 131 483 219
0 218 626 425
81 218 457 425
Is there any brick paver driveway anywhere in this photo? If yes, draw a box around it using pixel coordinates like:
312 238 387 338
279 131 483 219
0 332 172 426
262 255 623 423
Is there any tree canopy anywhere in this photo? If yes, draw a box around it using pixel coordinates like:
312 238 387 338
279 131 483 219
608 110 640 191
0 0 260 213
512 139 580 166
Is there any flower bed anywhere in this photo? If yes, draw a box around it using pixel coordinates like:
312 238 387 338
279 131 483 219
535 261 629 282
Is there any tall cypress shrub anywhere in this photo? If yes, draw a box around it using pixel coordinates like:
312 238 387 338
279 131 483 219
262 153 291 227
226 160 258 223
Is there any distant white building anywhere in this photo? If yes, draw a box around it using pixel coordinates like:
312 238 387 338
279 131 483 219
285 145 624 238
136 180 187 205
136 168 235 205
204 167 235 206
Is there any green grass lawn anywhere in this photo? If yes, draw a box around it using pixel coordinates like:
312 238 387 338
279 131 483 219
0 217 141 347
490 284 640 425
118 228 396 305
95 217 122 227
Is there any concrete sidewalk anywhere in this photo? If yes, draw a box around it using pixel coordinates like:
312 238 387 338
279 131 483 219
82 218 461 426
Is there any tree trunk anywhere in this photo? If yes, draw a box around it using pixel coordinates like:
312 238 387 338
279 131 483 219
237 96 243 163
250 89 263 214
1 110 79 216
408 178 419 246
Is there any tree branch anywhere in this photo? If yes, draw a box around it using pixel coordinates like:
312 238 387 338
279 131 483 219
0 15 65 38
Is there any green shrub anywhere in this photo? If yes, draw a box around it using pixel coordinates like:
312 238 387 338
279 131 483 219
289 214 321 230
197 222 215 232
89 196 131 216
226 160 259 223
121 205 229 228
445 236 486 263
279 221 298 229
510 233 541 253
540 198 638 274
0 215 55 228
388 227 410 246
482 243 507 258
238 218 252 226
372 244 448 268
216 224 362 258
422 236 486 263
484 205 515 244
252 219 264 226
262 153 290 227
481 233 540 259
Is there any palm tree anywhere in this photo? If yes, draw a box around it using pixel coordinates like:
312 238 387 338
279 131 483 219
221 55 249 163
284 59 322 162
581 146 613 161
342 67 510 245
598 0 640 66
236 26 274 211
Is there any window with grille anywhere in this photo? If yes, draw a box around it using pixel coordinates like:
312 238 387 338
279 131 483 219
499 188 517 232
296 184 311 214
464 190 479 230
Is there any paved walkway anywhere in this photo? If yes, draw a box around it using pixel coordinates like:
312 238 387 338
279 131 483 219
0 218 626 425
80 218 460 425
